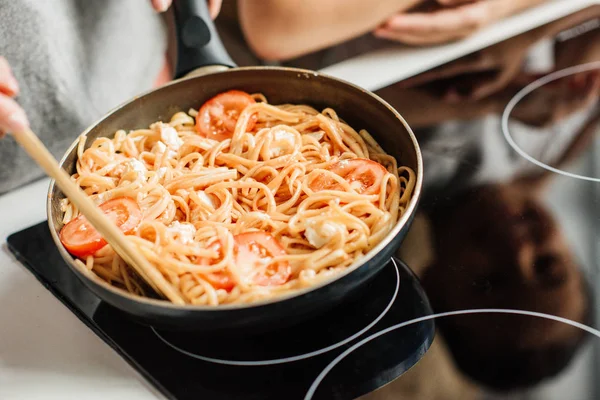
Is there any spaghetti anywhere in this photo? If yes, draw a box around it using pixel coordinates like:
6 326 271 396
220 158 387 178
59 91 416 305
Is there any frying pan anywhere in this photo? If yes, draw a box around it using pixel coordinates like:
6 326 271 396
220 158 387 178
47 0 423 331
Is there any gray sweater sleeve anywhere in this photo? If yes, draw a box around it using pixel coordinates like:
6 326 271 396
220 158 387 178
0 0 167 194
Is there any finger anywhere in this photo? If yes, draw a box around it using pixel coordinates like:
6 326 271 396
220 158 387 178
208 0 223 19
470 65 519 100
382 31 470 45
0 93 29 134
592 72 600 94
573 72 588 90
469 78 506 100
441 87 459 102
374 26 475 45
577 72 600 105
151 0 172 12
585 70 600 91
437 0 479 5
512 72 546 87
0 56 19 97
382 3 489 36
558 72 596 94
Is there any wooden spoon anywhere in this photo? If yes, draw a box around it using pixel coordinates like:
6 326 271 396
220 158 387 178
12 128 185 305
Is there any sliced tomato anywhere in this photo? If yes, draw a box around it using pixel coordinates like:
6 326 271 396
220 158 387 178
310 158 388 195
195 90 257 141
204 271 235 291
196 242 235 292
59 197 142 258
234 232 291 286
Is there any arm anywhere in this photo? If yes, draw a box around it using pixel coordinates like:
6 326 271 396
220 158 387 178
238 0 422 61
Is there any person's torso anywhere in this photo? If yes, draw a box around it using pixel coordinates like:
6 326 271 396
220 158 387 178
0 0 167 194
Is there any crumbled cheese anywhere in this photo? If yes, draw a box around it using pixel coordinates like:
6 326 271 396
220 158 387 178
274 129 293 141
154 140 177 159
94 192 109 205
155 141 167 153
251 212 269 221
304 219 345 248
60 198 69 212
336 159 349 168
269 129 296 157
168 221 196 245
256 257 273 266
299 269 316 279
127 159 147 179
160 125 183 150
160 124 183 158
350 181 363 192
156 167 168 179
197 190 216 208
305 132 325 141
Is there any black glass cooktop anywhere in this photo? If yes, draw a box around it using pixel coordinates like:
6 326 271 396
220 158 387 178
6 222 434 400
6 5 600 400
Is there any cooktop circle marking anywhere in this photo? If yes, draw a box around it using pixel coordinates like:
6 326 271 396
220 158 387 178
305 308 600 400
502 61 600 183
152 258 401 366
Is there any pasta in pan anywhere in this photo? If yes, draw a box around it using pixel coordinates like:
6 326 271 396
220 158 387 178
59 91 416 305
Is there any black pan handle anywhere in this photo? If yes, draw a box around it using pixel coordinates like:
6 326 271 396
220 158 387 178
173 0 236 78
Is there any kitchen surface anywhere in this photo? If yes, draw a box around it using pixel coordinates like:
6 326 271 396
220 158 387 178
1 1 600 400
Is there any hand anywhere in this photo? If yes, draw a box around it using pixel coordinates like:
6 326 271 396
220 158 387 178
151 0 223 19
0 57 29 137
374 1 496 45
510 71 600 127
374 0 545 46
554 27 600 70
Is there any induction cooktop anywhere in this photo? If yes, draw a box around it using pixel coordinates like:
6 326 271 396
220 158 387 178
6 222 434 400
7 5 600 400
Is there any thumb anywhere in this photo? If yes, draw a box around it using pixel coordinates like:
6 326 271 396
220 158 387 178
208 0 223 19
470 64 518 100
437 0 478 5
151 0 172 12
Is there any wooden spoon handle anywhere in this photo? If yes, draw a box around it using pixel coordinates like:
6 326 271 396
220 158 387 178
12 128 185 305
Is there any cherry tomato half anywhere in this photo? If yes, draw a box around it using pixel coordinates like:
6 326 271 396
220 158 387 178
195 90 257 141
196 241 235 292
310 158 388 195
234 232 290 286
59 197 142 258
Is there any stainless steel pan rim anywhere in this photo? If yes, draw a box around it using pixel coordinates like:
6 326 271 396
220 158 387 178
46 66 423 312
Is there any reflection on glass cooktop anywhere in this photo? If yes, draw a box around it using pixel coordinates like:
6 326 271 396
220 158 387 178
366 4 600 400
6 5 600 400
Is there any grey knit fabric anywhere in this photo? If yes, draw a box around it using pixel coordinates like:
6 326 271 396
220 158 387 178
0 0 167 194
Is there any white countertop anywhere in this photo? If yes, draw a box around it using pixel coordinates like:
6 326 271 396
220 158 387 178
0 179 162 400
0 1 596 398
